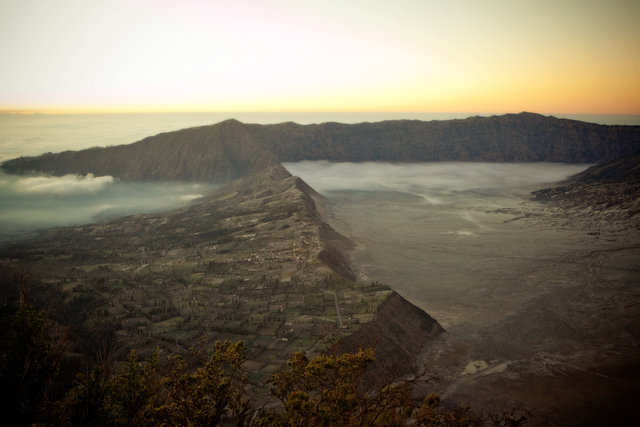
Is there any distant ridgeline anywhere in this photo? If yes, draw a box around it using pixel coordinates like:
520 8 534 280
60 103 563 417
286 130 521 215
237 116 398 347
249 112 640 163
3 112 640 183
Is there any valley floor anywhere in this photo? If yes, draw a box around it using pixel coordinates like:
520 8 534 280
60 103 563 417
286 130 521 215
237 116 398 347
324 185 640 425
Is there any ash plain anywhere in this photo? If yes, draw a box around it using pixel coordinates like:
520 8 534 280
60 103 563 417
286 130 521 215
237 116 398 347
285 161 640 425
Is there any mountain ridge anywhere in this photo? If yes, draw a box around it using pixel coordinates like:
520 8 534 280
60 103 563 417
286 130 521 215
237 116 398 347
3 112 639 183
247 112 640 163
2 119 280 183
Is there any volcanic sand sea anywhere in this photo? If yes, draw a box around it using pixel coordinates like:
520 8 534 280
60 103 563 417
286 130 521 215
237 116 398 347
285 161 640 425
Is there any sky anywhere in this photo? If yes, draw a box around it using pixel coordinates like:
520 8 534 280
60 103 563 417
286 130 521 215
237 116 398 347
1 0 639 114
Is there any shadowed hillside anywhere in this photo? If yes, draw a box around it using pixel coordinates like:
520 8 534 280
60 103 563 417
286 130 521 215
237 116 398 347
573 149 640 184
336 291 444 382
248 112 640 163
533 150 640 215
2 119 279 183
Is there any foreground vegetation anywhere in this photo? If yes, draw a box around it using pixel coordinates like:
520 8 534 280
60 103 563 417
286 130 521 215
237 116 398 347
1 295 527 426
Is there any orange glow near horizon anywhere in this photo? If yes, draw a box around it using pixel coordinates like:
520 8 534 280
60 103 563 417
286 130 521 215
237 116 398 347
1 1 639 115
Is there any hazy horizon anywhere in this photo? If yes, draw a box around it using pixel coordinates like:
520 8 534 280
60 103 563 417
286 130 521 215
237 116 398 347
1 112 638 163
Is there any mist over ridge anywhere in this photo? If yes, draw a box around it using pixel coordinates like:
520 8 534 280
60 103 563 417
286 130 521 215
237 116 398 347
0 112 631 240
0 161 591 240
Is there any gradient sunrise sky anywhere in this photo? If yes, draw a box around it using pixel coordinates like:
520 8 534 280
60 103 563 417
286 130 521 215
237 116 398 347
1 0 639 114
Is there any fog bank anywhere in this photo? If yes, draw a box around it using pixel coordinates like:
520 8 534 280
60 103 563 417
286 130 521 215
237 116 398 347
16 173 115 195
0 171 212 238
284 161 590 202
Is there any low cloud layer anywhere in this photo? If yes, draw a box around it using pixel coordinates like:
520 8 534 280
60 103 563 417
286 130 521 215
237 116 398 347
0 171 210 238
17 173 115 196
284 161 590 203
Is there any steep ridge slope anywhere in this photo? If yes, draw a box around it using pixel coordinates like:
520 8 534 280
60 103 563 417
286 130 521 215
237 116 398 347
2 119 279 183
336 291 444 381
0 165 443 384
573 148 640 184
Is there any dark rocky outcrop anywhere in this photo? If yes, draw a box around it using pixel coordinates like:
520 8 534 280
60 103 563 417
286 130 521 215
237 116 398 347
336 291 444 381
532 150 640 215
572 149 640 184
